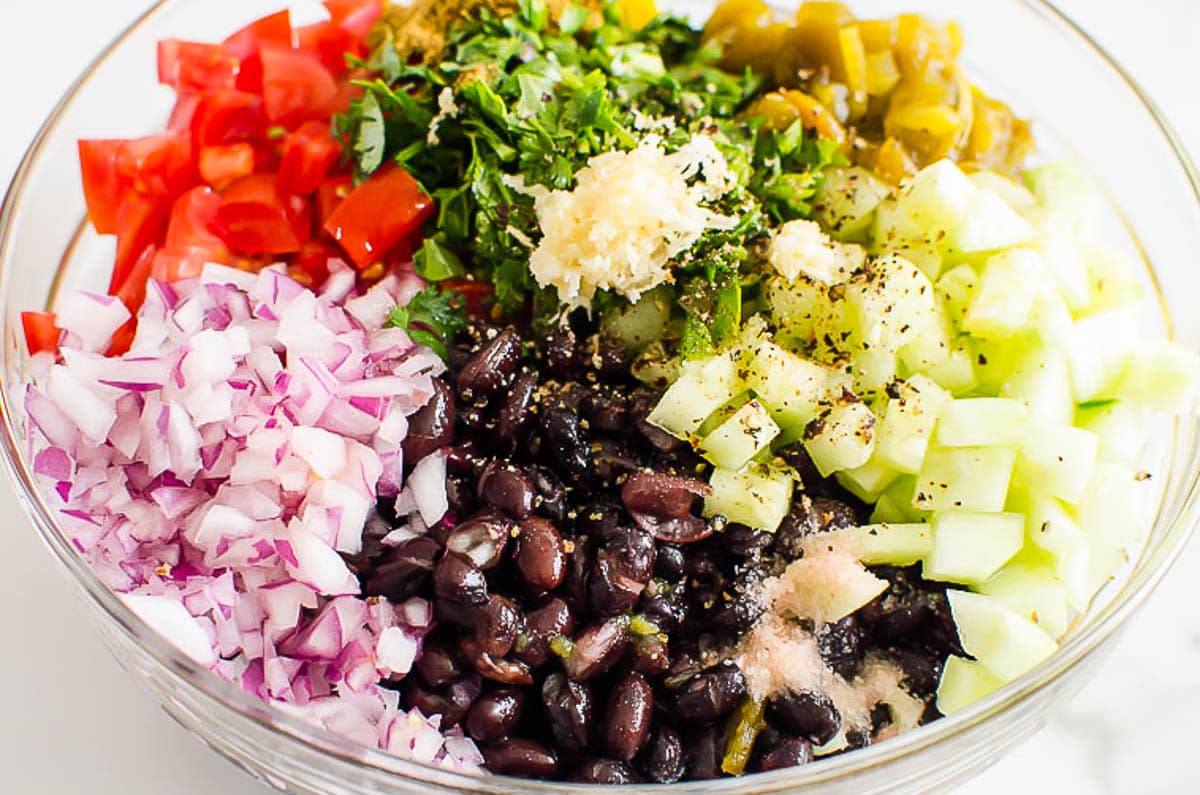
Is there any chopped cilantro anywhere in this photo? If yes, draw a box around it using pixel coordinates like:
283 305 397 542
385 287 468 360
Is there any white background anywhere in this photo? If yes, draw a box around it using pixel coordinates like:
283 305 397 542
0 2 1197 793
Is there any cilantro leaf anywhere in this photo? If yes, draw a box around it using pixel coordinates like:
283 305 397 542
385 287 468 360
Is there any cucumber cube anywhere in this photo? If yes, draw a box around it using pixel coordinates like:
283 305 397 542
923 510 1024 584
1066 307 1136 402
804 402 878 477
1077 462 1146 553
937 265 979 327
744 339 831 431
897 160 976 232
704 464 794 533
1083 245 1144 315
919 336 979 396
936 398 1029 448
1003 348 1075 425
962 249 1048 338
946 590 1059 681
1023 160 1100 232
769 275 842 345
1015 422 1099 504
1019 491 1092 611
949 189 1038 255
816 166 892 242
970 172 1036 210
874 375 952 473
836 456 899 502
914 446 1017 512
1033 229 1091 311
977 562 1071 639
936 655 1004 715
851 522 933 566
1112 341 1200 413
870 476 931 524
1075 400 1149 465
647 353 740 438
846 254 941 355
699 399 781 470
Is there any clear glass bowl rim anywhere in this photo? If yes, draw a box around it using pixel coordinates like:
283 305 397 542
1 0 1198 791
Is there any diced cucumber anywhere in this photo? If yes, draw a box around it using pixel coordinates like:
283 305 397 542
874 375 952 473
704 464 794 533
1027 289 1075 349
949 189 1038 255
1033 229 1091 311
914 446 1017 513
768 275 843 345
851 522 933 566
919 336 979 396
1023 160 1100 233
970 172 1037 210
803 401 878 477
1076 400 1149 465
871 475 931 524
896 160 976 232
601 286 671 354
1066 307 1136 402
744 339 831 431
647 353 740 438
699 400 781 470
836 456 899 502
1002 348 1074 426
962 249 1048 338
1077 461 1146 554
1081 245 1144 315
844 256 943 375
895 317 955 378
816 166 893 242
923 510 1024 584
1111 341 1200 413
977 561 1071 639
937 264 979 327
1014 422 1099 504
936 398 1029 448
969 336 1027 395
936 655 1005 715
946 590 1059 681
1018 491 1092 611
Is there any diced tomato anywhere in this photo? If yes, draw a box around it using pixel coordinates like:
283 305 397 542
151 246 219 283
115 244 158 314
278 122 341 195
324 0 383 38
158 40 240 92
259 44 342 128
167 93 203 133
114 133 194 198
191 90 267 148
324 164 434 269
316 175 352 227
295 21 364 77
111 196 170 295
199 142 256 190
292 238 344 284
215 174 310 255
165 187 228 255
223 10 293 60
20 312 60 356
78 140 126 234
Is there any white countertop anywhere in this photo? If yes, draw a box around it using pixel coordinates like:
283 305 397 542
0 2 1196 793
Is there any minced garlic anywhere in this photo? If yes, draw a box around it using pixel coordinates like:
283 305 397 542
768 219 864 285
523 134 737 308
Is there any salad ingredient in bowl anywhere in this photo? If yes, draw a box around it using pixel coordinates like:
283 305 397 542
10 0 1200 786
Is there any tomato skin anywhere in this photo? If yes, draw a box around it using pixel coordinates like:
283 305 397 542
158 40 240 92
279 121 342 195
316 176 353 227
223 10 293 60
199 142 256 190
165 187 228 253
292 238 345 284
324 0 383 38
78 140 126 235
215 174 310 255
115 133 195 198
21 312 61 356
259 44 341 128
112 196 170 295
324 164 434 269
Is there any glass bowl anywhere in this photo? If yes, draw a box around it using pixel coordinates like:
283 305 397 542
1 1 1198 793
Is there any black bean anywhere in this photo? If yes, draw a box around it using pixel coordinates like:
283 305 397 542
672 662 747 721
466 688 525 743
890 647 944 697
561 533 592 615
638 725 684 784
603 672 654 761
477 460 536 519
444 474 476 518
415 631 466 688
362 537 441 601
709 587 765 633
627 633 671 677
564 621 629 681
460 636 534 685
458 328 521 400
433 551 488 607
402 379 455 463
539 407 591 482
402 674 481 729
542 325 579 378
755 737 813 772
445 441 487 477
496 368 538 443
591 438 641 485
569 758 637 784
574 498 625 540
719 525 773 558
654 545 686 582
483 739 558 778
621 470 710 521
589 547 646 617
529 465 568 525
514 595 574 669
683 723 724 781
542 672 595 755
474 595 522 659
513 518 567 591
640 593 686 633
586 388 629 435
818 616 866 680
443 511 511 570
767 690 842 746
